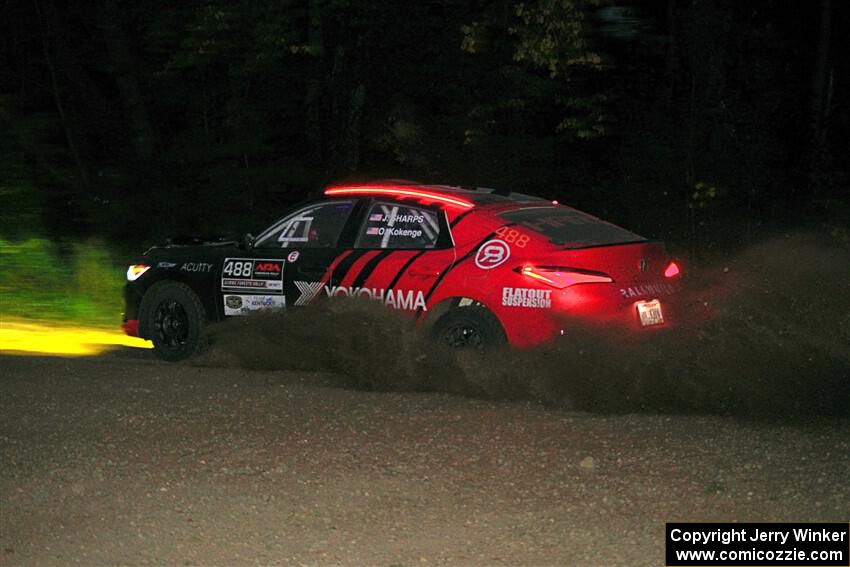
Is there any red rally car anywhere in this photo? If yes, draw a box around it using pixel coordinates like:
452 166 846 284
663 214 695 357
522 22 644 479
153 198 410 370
123 181 682 360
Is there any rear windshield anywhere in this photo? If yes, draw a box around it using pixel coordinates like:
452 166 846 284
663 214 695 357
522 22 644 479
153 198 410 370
500 207 645 248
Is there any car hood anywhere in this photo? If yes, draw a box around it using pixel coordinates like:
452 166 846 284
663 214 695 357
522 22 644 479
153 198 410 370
133 238 242 265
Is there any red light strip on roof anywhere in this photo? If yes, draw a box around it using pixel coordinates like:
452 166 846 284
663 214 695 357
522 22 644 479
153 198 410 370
324 185 474 209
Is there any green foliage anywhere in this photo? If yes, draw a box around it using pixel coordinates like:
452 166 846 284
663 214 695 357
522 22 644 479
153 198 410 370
0 97 69 240
689 182 724 210
0 239 125 327
511 0 600 76
460 0 608 147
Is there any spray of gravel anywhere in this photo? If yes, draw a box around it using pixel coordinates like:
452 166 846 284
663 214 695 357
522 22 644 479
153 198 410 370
196 233 850 416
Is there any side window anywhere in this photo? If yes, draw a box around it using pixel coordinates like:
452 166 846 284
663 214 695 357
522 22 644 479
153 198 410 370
255 201 354 248
355 202 441 249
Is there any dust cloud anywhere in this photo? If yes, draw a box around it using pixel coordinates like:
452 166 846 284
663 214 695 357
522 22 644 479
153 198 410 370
197 233 850 416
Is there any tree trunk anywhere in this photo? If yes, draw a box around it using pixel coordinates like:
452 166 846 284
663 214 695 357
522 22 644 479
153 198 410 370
34 0 90 188
304 0 325 164
97 0 157 164
663 0 677 106
811 0 832 147
341 84 366 172
808 0 832 194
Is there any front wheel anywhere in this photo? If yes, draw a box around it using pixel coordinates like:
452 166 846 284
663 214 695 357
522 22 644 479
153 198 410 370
139 281 206 361
430 305 506 352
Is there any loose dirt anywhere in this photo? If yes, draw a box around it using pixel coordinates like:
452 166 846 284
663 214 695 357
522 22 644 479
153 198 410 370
2 354 848 566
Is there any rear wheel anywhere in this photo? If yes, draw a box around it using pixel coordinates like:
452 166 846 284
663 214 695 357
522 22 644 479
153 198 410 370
430 305 506 351
140 281 206 361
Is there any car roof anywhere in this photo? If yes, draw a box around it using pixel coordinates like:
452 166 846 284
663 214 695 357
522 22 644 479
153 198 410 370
323 181 551 211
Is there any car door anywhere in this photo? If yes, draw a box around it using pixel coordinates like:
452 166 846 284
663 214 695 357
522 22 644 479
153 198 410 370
326 199 455 316
220 200 357 315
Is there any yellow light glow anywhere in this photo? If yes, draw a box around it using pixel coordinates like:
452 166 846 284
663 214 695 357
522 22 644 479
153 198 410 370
126 264 151 281
0 320 152 356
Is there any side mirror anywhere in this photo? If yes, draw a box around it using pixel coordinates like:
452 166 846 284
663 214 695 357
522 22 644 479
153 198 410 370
241 233 255 250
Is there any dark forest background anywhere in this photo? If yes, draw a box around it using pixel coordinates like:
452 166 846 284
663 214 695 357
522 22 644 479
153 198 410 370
2 0 848 255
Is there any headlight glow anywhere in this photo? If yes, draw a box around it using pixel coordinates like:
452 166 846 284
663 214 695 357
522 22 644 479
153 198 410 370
126 264 151 281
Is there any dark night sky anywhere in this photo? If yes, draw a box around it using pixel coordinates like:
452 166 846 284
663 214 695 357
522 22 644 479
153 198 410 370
1 0 847 248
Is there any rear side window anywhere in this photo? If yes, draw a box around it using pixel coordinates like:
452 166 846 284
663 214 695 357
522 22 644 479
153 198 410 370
500 207 645 247
356 202 441 249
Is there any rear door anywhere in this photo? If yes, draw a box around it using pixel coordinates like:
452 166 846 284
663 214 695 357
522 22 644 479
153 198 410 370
327 200 455 315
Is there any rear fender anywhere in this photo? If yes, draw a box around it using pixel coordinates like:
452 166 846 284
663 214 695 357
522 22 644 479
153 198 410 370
421 296 506 336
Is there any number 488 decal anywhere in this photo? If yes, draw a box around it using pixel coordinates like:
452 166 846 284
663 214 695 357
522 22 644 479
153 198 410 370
223 260 253 277
221 258 284 293
495 226 529 248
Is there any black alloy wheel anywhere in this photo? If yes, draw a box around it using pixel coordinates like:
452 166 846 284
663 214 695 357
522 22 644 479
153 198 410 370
431 305 506 352
140 281 206 361
153 300 190 354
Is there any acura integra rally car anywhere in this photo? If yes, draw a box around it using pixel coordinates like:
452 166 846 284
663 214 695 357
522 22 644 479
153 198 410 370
123 182 682 360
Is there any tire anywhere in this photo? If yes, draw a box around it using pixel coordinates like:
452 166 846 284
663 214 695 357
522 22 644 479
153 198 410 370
139 281 207 361
430 305 506 351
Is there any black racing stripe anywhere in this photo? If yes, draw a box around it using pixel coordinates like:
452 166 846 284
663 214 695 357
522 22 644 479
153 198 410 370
320 250 351 284
350 250 393 289
331 249 369 286
415 223 518 320
450 209 474 228
386 250 427 291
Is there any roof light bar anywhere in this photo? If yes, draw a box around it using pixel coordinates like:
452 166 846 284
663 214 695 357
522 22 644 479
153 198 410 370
324 185 475 209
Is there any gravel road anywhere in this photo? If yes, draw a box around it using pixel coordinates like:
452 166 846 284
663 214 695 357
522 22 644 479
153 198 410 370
1 353 848 566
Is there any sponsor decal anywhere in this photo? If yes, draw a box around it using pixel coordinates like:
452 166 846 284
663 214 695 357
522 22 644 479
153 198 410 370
221 258 284 294
366 226 423 238
294 281 427 311
474 239 511 269
619 283 676 299
287 250 300 263
223 294 285 316
276 212 316 244
294 281 325 306
253 262 281 276
502 287 552 309
157 261 177 269
181 262 213 273
222 279 283 290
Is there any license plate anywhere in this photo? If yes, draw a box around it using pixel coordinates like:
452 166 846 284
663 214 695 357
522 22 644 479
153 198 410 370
636 299 664 327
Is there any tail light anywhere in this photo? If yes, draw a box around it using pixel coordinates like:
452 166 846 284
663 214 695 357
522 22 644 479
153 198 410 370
126 264 151 281
664 261 681 278
516 266 613 289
